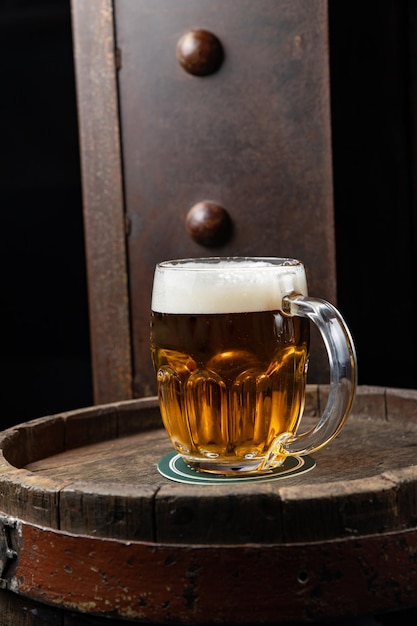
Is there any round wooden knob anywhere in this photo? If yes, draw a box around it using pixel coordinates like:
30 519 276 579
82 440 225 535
177 30 224 76
185 201 232 247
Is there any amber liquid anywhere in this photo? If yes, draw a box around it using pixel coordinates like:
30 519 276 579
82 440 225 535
151 310 310 473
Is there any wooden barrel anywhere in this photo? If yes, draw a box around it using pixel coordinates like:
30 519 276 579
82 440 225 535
1 384 417 625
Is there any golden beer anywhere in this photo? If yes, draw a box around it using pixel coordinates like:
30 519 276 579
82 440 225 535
151 309 309 473
150 257 314 474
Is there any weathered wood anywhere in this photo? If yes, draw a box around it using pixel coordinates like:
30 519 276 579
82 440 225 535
1 386 417 542
70 0 133 403
0 386 417 622
0 593 415 626
0 588 129 626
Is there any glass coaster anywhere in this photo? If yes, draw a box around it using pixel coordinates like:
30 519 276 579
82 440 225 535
157 451 316 485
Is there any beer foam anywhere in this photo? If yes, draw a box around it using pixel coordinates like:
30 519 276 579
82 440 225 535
151 258 308 314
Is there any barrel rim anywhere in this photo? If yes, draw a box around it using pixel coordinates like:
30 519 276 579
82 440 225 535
0 385 416 542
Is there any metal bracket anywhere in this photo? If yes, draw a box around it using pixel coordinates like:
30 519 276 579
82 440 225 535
0 514 20 589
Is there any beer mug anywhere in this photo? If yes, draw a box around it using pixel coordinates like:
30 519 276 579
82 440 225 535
150 257 357 475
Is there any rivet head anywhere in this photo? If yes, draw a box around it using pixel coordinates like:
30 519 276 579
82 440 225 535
185 201 232 247
177 29 224 76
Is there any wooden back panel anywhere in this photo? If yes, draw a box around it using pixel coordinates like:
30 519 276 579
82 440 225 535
71 0 336 403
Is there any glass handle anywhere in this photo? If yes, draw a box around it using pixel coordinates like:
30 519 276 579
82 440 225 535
281 294 357 455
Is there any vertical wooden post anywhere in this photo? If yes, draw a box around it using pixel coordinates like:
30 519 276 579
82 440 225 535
70 0 133 403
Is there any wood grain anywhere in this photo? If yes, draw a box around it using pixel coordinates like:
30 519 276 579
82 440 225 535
1 386 417 621
70 0 133 403
0 386 416 543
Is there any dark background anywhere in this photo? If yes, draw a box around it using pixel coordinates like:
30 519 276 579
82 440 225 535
1 0 417 428
1 0 92 427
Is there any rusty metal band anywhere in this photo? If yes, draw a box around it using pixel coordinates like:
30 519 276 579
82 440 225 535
1 514 417 623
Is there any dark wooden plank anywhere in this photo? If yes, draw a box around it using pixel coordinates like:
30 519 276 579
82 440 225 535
115 395 165 436
0 584 414 626
25 429 169 486
0 466 63 528
63 404 118 450
70 0 133 404
0 417 65 468
59 480 157 541
0 587 129 625
386 386 417 420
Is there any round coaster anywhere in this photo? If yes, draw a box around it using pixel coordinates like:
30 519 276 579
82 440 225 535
157 451 315 484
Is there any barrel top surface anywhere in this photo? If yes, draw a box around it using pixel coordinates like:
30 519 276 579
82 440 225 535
1 385 417 545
